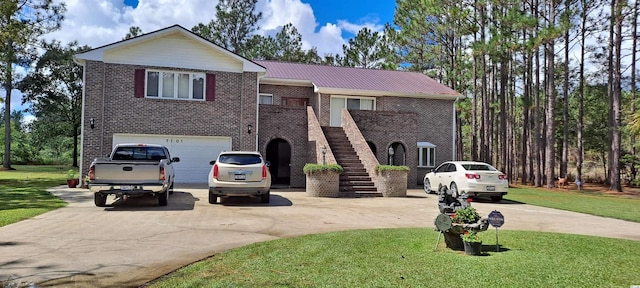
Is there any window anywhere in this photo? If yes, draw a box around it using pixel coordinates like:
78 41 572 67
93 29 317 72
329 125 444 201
146 70 206 100
259 93 273 104
330 96 376 126
418 142 436 167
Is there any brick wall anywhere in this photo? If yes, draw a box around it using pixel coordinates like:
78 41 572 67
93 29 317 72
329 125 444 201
81 61 258 177
350 97 455 187
257 104 308 188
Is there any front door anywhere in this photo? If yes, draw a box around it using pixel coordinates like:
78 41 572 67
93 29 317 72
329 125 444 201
266 139 291 186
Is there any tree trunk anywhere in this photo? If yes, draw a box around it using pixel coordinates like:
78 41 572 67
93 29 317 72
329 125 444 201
608 0 622 191
533 0 542 187
3 40 14 170
561 3 570 179
545 0 556 189
577 0 587 187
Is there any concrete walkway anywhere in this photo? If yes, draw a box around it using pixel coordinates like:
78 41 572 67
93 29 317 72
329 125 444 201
1 186 639 287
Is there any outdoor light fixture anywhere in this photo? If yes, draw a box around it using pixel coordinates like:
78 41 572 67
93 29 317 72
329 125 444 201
247 124 253 134
388 146 395 165
90 118 95 129
322 145 327 165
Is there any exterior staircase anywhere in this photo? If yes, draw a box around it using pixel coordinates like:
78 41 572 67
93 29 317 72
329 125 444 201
322 127 381 197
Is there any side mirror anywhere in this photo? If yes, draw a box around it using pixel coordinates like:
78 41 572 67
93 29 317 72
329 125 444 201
265 161 271 167
171 157 180 163
209 160 216 165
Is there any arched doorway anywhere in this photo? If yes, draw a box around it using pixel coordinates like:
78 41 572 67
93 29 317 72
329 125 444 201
388 142 406 166
367 141 377 156
266 139 291 186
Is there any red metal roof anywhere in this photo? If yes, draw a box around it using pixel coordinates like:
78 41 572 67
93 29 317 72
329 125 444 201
255 60 461 97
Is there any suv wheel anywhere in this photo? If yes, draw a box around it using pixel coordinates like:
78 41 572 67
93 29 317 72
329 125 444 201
261 191 270 203
209 193 218 204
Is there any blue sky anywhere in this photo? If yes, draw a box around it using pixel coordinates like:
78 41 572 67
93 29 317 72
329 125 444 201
3 0 397 116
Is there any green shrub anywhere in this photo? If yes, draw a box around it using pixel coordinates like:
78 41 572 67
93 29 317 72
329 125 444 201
303 163 344 174
374 165 410 172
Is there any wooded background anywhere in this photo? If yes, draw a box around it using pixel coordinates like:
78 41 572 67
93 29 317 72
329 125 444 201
2 0 638 191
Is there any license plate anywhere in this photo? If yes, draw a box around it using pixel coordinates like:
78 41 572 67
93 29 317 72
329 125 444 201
121 185 134 191
486 186 495 191
234 174 246 180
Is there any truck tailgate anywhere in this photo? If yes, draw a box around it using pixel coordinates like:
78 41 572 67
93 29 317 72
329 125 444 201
93 161 162 184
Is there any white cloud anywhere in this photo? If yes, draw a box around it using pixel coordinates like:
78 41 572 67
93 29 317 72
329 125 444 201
45 0 379 56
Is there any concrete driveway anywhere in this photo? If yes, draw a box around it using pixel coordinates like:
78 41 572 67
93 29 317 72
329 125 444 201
1 186 639 287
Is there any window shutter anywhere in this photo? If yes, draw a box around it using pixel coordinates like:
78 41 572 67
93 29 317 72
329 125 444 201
206 73 216 101
134 69 145 98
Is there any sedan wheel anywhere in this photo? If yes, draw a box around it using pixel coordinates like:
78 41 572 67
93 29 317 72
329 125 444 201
424 179 433 194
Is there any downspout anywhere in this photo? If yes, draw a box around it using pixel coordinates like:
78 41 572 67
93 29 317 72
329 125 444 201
452 98 458 161
74 57 86 180
101 63 106 155
255 73 265 151
240 72 243 150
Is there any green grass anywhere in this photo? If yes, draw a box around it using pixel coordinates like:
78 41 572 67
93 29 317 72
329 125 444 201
0 165 70 227
148 228 640 288
505 186 640 222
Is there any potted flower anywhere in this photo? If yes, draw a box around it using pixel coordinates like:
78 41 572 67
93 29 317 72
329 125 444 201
461 231 482 255
443 206 482 251
66 169 79 188
374 165 410 197
452 206 481 224
303 163 344 197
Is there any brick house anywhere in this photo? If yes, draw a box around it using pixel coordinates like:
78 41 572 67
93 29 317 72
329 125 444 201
74 25 461 192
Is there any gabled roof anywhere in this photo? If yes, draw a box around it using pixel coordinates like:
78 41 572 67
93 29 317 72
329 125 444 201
255 60 461 99
74 25 266 73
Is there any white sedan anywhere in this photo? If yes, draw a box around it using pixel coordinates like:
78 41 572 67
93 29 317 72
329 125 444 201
423 161 508 202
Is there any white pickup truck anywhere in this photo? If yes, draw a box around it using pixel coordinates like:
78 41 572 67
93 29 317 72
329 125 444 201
88 143 180 207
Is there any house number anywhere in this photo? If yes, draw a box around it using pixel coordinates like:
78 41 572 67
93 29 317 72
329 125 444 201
165 139 183 143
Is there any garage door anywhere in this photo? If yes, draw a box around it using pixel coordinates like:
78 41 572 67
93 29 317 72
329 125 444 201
113 134 232 183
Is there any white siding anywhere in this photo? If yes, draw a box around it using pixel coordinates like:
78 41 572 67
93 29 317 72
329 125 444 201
104 32 243 72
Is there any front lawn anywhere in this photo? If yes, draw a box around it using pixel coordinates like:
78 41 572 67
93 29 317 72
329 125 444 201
0 165 70 227
504 186 640 222
147 228 640 287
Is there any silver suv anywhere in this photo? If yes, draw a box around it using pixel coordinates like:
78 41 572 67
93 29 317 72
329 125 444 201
208 151 271 204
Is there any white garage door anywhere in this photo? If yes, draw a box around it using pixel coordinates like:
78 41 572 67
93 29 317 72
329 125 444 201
113 134 232 183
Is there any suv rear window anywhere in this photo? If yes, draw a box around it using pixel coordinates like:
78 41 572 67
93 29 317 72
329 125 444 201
218 154 262 165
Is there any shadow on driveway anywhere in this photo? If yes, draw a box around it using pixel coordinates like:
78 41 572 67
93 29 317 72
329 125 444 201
103 191 196 211
215 194 293 207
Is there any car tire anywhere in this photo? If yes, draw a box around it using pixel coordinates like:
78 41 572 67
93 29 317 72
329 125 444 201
261 191 270 203
94 193 107 207
158 190 168 206
450 182 458 198
169 182 174 195
208 192 218 204
491 195 503 202
424 179 433 194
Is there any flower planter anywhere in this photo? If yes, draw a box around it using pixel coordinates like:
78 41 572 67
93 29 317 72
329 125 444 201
67 179 79 188
305 171 340 197
463 241 482 255
377 170 408 197
444 231 464 250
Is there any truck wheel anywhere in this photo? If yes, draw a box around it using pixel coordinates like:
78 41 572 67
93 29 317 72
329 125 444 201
158 190 168 206
94 193 107 207
261 191 270 203
208 192 217 204
169 182 174 195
